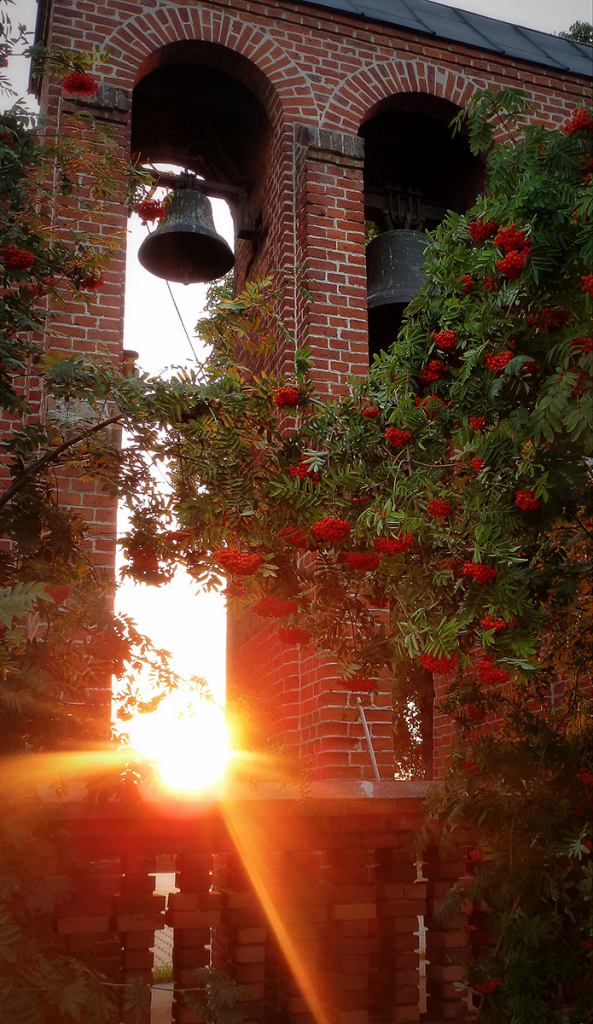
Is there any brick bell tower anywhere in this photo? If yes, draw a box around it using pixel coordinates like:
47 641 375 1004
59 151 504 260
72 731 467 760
34 0 592 783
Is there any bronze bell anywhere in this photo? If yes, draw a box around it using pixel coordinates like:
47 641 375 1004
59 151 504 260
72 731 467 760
366 228 428 309
138 187 235 285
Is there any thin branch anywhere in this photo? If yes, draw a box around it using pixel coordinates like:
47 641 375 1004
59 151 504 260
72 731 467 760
0 414 123 510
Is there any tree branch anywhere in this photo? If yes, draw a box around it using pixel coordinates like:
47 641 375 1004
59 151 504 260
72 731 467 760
0 413 123 510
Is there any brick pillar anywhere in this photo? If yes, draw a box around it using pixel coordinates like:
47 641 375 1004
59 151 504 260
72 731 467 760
425 844 471 1021
55 856 123 979
325 846 376 1024
168 853 219 1024
115 855 165 1024
216 852 266 1023
374 842 424 1024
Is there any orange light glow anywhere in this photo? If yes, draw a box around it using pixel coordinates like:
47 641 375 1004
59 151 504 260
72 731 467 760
126 691 229 791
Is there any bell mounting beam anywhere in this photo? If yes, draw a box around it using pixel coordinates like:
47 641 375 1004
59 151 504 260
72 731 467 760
144 168 261 242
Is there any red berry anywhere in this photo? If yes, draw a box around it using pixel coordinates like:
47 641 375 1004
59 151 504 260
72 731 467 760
469 416 485 431
468 219 498 242
280 526 313 549
312 517 351 542
515 489 541 512
288 457 320 484
463 759 480 774
361 407 380 418
346 552 379 572
477 655 510 685
571 336 593 354
415 395 445 419
426 498 451 518
483 276 497 292
385 427 412 447
419 651 458 673
471 457 483 472
374 532 413 554
463 561 497 583
274 385 302 408
485 350 514 375
135 199 165 223
497 249 528 280
1 245 34 270
420 359 446 383
468 848 486 865
79 272 104 291
45 585 70 604
474 978 502 996
494 224 530 252
434 329 458 351
338 676 375 692
580 274 593 298
563 108 593 135
277 626 311 646
480 613 516 632
461 275 473 294
214 548 262 576
252 596 298 618
62 71 99 96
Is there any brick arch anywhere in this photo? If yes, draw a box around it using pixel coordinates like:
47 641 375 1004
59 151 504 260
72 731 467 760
99 2 319 127
320 57 478 133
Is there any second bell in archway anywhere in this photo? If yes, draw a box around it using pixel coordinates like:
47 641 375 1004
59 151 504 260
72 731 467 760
366 228 428 309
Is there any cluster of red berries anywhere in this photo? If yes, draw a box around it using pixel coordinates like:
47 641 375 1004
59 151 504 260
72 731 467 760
580 274 593 298
471 457 483 472
494 224 530 252
420 359 446 383
252 595 298 618
347 552 380 572
480 613 515 632
576 767 593 786
483 276 497 292
135 199 165 223
461 275 473 294
497 249 529 280
416 395 445 418
434 329 457 351
131 548 159 572
563 108 593 135
288 458 320 484
468 848 486 866
463 759 480 774
522 358 537 376
385 427 412 447
312 517 351 542
469 416 485 430
469 219 498 242
485 350 514 375
274 385 302 408
79 272 104 291
339 676 375 692
474 978 502 996
463 562 497 583
515 490 541 512
571 336 593 354
166 529 192 542
361 407 380 418
437 557 462 579
582 937 593 951
277 626 311 646
527 307 570 330
374 532 413 554
419 652 458 673
62 70 99 96
426 498 451 518
1 245 34 270
214 548 262 576
477 656 510 685
280 526 312 549
45 586 71 604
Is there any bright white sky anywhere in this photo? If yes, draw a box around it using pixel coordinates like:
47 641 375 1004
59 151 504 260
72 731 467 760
5 0 593 713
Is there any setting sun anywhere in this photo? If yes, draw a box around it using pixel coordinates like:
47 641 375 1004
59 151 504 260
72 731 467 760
126 692 229 791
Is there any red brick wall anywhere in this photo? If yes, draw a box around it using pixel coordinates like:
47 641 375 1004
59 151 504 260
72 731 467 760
37 0 591 777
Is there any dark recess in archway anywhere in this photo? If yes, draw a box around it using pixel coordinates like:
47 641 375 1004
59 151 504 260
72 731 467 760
361 93 484 361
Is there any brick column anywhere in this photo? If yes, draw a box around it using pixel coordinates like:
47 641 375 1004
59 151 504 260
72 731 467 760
325 846 377 1024
425 844 471 1021
169 853 220 1024
116 854 165 1024
374 842 424 1024
216 852 266 1024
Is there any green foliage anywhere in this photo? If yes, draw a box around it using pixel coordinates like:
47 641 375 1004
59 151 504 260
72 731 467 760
558 21 593 44
185 967 252 1024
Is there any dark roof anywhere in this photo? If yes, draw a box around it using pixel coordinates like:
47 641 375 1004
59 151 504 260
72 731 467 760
300 0 593 77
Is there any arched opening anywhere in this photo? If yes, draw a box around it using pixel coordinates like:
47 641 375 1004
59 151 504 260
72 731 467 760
360 93 483 361
131 41 274 282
